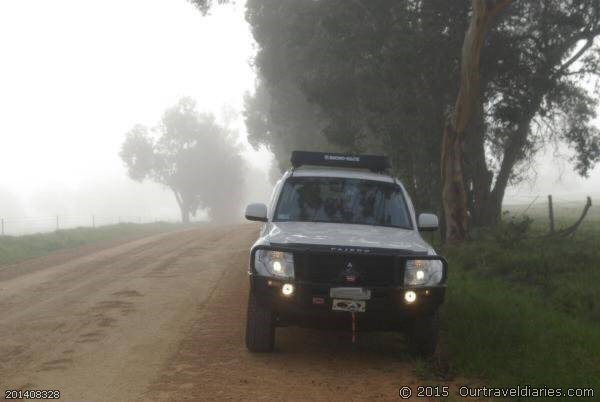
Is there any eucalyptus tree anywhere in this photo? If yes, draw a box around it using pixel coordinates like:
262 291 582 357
243 0 600 238
120 98 245 223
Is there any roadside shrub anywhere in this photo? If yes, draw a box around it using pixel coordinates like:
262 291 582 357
492 215 533 247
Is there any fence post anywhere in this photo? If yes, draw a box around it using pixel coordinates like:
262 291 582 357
56 215 59 231
92 215 95 228
1 218 4 236
548 195 555 234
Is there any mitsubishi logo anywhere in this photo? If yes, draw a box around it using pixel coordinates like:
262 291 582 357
344 262 358 283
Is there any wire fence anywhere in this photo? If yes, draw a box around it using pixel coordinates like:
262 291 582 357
503 195 598 231
504 197 594 212
0 214 183 236
0 195 595 236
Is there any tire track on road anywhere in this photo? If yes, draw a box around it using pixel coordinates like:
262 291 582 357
0 225 258 401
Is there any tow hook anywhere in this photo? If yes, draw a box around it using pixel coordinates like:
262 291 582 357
351 312 357 343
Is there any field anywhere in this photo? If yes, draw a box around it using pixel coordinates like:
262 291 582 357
436 203 600 400
0 222 185 266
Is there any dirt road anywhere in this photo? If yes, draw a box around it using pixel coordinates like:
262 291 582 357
1 224 440 401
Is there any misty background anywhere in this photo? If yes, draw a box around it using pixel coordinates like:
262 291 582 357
1 0 599 234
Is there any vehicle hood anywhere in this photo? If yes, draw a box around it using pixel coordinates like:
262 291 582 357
265 222 431 253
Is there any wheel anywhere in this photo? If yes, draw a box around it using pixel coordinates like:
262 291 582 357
407 312 439 358
245 290 275 352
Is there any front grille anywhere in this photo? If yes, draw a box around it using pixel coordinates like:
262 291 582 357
295 252 397 286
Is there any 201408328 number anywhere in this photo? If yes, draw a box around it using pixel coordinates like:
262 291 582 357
4 390 61 399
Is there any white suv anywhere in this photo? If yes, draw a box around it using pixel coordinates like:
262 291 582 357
244 151 447 357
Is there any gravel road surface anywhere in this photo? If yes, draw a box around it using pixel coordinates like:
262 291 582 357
1 224 442 401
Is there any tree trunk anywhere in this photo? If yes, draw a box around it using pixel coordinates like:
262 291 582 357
440 0 510 244
464 91 497 227
470 117 530 226
180 206 190 224
441 123 468 243
172 188 191 224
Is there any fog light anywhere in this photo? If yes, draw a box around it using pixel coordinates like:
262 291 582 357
404 290 417 304
282 283 294 296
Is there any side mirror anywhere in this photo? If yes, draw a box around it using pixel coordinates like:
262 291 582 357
418 213 439 231
245 203 268 222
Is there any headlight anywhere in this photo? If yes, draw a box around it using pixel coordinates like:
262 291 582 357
404 259 443 286
254 249 295 279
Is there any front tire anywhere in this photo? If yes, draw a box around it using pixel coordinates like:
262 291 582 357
407 312 439 358
245 290 275 352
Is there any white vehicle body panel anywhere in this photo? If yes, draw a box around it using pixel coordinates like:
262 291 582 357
265 222 430 253
255 167 436 255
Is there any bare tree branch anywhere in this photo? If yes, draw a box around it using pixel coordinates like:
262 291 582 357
553 38 595 78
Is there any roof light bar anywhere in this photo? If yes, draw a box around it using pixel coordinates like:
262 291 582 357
291 151 390 172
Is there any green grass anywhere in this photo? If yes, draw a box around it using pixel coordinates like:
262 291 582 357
449 223 600 322
0 222 186 266
439 218 600 401
503 199 600 232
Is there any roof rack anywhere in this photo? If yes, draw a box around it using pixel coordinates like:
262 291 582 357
290 151 390 173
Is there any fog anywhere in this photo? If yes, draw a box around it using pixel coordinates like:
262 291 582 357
0 1 273 234
0 0 599 235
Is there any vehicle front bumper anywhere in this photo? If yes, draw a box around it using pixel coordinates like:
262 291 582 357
249 274 445 330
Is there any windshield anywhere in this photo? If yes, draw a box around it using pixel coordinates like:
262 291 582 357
274 177 412 229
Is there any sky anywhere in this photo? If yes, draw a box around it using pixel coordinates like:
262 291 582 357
0 0 598 232
0 0 273 229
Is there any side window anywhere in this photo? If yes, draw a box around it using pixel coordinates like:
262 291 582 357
398 185 416 228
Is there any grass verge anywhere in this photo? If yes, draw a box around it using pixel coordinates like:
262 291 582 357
0 222 186 266
437 220 599 401
443 266 600 395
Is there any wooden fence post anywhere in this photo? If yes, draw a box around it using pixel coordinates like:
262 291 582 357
1 218 4 236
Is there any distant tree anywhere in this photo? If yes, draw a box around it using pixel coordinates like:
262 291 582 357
120 97 245 223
